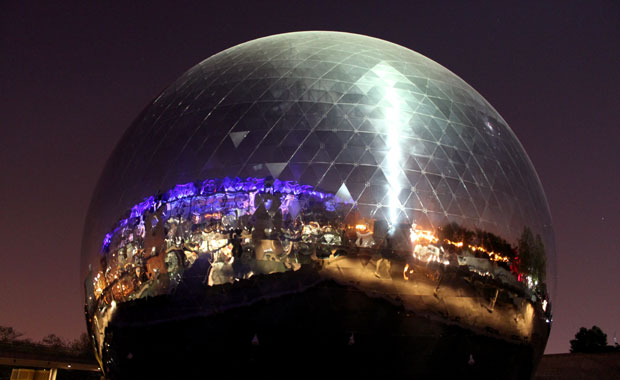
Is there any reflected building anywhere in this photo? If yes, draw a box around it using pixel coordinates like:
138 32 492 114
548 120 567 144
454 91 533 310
81 32 555 379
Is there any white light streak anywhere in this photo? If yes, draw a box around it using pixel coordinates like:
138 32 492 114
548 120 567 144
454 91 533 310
374 63 407 226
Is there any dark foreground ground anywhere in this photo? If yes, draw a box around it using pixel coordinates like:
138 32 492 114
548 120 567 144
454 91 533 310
2 347 619 379
534 351 620 380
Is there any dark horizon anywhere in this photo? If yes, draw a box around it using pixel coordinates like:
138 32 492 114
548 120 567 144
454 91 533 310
0 1 618 355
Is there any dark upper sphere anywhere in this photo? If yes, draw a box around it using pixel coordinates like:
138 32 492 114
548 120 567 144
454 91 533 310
81 31 555 289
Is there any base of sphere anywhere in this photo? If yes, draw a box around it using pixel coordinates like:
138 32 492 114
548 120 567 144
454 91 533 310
99 277 546 380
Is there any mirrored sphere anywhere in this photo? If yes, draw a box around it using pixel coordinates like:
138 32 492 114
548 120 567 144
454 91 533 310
81 31 554 379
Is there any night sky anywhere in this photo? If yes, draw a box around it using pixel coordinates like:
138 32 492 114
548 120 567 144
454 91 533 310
1 1 618 354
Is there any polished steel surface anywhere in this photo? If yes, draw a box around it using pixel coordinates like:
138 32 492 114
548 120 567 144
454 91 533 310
81 31 554 378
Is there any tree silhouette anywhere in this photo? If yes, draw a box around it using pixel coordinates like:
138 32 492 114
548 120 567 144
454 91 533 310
0 326 23 342
475 229 515 260
439 222 474 246
70 332 93 356
41 333 64 348
517 226 546 285
570 326 608 353
438 222 516 262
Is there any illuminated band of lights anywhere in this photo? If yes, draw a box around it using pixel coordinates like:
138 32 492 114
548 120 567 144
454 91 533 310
102 177 348 252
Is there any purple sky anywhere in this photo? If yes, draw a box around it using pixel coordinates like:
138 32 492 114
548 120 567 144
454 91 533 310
1 1 618 354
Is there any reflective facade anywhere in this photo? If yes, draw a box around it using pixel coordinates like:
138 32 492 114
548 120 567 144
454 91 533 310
82 32 554 379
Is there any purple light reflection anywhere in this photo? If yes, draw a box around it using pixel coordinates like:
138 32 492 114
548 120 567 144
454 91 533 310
101 177 349 251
